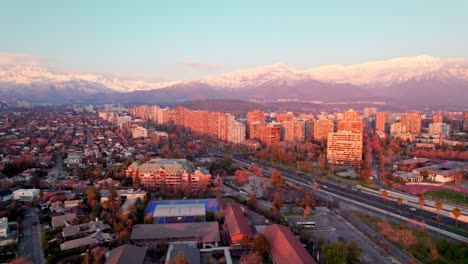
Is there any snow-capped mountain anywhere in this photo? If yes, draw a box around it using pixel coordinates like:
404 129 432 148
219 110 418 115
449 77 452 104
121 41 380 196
1 55 467 106
0 65 180 92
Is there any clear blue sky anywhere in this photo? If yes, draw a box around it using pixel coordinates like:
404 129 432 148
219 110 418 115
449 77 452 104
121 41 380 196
1 0 467 80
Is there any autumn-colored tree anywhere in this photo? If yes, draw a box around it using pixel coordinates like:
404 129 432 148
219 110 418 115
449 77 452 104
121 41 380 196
452 207 462 225
381 190 388 204
321 175 327 184
270 170 284 189
133 176 142 190
418 196 425 209
397 197 403 208
241 234 251 252
247 192 257 208
251 233 270 255
235 170 250 185
85 186 99 206
175 252 188 264
240 253 262 264
434 200 443 219
430 247 439 261
272 191 283 216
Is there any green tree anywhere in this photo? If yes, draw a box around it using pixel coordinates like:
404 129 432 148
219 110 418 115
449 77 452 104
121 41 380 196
251 233 270 255
323 242 348 264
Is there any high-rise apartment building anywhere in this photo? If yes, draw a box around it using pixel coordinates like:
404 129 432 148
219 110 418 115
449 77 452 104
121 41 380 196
375 112 388 132
337 109 363 133
401 110 421 134
327 131 362 166
282 119 305 142
260 124 281 145
313 118 334 140
432 113 443 123
131 126 148 138
247 110 265 124
249 122 264 140
363 107 378 117
429 123 451 138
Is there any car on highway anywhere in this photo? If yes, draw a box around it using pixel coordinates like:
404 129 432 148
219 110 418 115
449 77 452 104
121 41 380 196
409 207 417 212
322 185 329 189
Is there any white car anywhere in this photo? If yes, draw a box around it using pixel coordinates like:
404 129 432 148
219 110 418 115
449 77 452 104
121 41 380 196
409 207 417 212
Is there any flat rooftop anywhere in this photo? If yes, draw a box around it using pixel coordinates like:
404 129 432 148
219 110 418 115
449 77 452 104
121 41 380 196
153 204 205 218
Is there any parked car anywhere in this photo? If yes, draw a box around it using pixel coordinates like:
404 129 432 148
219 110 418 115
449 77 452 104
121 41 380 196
409 207 417 212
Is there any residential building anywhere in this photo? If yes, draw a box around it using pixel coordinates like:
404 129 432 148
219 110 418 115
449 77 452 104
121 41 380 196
126 159 211 191
282 119 305 142
375 112 389 132
401 110 421 134
51 213 77 229
246 110 265 124
363 107 378 117
0 217 8 238
432 113 443 123
429 122 451 138
337 109 363 133
60 230 112 251
327 131 362 166
130 222 220 249
313 118 334 140
260 124 281 145
62 221 111 239
12 189 39 202
248 121 264 140
131 126 148 138
262 224 316 264
105 244 148 264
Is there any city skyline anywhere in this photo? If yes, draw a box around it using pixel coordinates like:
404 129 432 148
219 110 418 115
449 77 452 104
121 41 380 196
1 1 468 81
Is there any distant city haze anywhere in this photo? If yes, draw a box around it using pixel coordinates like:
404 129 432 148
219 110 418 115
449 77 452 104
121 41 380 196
1 1 467 80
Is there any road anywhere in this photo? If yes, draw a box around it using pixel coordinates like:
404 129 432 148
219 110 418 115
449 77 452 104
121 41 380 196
20 208 45 264
207 146 468 241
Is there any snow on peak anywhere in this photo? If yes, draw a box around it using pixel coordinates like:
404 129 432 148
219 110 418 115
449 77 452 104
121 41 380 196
305 55 468 86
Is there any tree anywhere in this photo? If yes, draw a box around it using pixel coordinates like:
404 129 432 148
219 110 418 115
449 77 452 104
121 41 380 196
381 190 388 204
452 207 462 225
235 170 250 185
240 253 262 264
270 170 284 189
175 252 188 264
241 234 251 252
251 233 270 255
85 186 99 205
397 197 403 208
247 192 257 208
419 196 425 209
299 229 311 244
347 241 362 263
272 192 283 217
323 242 348 264
430 247 439 261
133 176 142 190
434 200 443 219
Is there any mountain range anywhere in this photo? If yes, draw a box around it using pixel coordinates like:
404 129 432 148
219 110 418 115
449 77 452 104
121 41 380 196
1 55 467 106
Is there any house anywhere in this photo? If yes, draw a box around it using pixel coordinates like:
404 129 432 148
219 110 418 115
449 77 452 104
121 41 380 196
51 213 76 229
153 204 205 224
0 217 8 237
262 224 316 264
12 189 39 202
105 244 147 264
393 171 424 183
413 161 467 183
223 202 253 246
62 221 111 239
131 222 220 249
60 230 112 251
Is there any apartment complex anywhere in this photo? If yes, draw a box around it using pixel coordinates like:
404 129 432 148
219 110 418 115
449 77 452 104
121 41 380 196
337 109 363 133
401 110 421 134
246 109 265 124
313 118 334 140
327 130 362 166
126 159 211 191
131 125 148 138
375 112 388 132
282 119 306 142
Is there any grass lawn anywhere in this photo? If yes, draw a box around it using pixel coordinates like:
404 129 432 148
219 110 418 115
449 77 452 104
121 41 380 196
353 211 468 264
425 189 467 206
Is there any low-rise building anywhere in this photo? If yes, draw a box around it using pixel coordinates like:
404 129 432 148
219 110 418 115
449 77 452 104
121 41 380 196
51 213 76 229
393 171 424 183
131 222 220 249
223 202 253 246
105 244 147 264
12 189 39 202
262 224 316 264
0 217 8 238
153 204 205 224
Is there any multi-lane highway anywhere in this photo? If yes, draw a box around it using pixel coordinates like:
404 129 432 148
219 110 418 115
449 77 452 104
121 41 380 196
207 146 468 241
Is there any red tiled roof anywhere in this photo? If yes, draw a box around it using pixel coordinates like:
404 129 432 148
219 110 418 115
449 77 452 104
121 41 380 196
263 224 316 264
224 202 253 241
